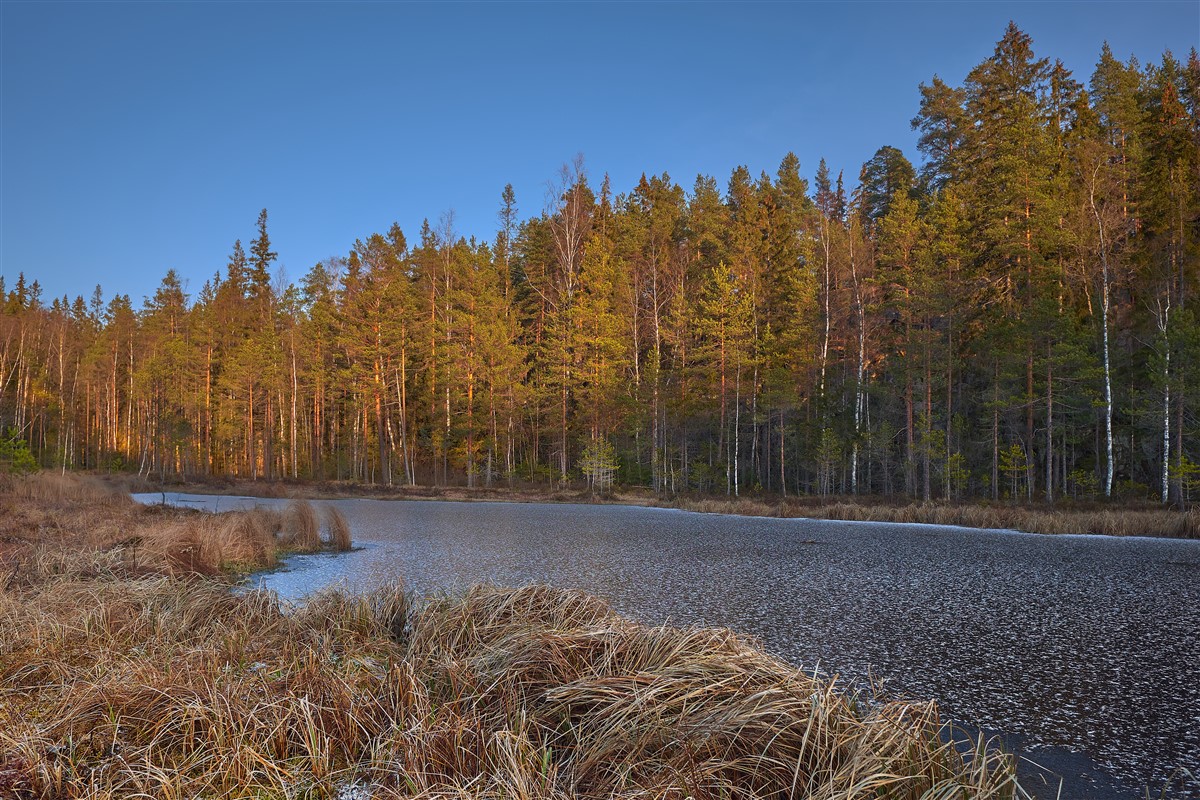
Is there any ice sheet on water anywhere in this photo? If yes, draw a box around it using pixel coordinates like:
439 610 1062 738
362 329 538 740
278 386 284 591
136 494 1200 797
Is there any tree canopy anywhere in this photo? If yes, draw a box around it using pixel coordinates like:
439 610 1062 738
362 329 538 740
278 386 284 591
2 29 1197 504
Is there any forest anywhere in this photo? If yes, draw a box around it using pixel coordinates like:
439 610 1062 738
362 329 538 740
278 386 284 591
2 25 1198 504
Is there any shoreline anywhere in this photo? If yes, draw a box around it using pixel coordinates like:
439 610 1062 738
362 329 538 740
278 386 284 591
12 473 1195 799
125 474 1200 540
139 488 1185 800
1 473 1025 799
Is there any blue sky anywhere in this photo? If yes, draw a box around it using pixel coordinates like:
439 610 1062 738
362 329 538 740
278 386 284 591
2 1 1197 306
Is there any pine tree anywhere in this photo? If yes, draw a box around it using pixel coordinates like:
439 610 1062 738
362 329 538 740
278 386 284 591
911 76 967 193
248 209 278 309
962 23 1058 501
858 146 917 223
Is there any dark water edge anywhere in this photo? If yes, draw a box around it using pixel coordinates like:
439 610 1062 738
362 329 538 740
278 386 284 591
134 494 1200 799
979 728 1144 799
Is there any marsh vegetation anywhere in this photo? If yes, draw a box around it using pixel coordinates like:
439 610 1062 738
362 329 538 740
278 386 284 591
0 474 1021 799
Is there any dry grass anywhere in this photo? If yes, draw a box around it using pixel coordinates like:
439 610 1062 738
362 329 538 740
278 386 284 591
0 473 352 578
671 496 1200 538
5 472 131 507
0 575 1022 800
134 510 283 575
0 473 1023 799
283 499 322 550
326 505 353 552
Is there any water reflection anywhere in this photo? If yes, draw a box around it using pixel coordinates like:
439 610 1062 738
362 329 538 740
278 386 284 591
134 493 1200 798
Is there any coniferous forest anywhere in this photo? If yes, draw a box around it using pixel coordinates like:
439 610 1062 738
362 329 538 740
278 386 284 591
2 26 1198 504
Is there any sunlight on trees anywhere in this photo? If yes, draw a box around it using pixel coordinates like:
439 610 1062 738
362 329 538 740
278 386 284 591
0 28 1195 504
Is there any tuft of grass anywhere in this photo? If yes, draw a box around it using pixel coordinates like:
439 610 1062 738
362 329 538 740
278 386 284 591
325 505 353 552
210 510 279 571
0 568 1025 800
0 475 350 581
281 499 321 550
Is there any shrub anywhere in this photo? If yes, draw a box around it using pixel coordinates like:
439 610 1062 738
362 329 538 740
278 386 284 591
0 431 37 475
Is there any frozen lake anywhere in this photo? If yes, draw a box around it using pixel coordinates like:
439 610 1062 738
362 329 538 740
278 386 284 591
135 493 1200 799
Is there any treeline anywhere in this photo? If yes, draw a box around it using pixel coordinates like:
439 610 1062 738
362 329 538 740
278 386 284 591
2 26 1198 503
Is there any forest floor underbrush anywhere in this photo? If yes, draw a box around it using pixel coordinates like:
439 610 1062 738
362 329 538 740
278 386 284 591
1 472 1023 798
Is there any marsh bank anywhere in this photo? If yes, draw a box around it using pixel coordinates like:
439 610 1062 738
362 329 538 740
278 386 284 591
139 492 1200 799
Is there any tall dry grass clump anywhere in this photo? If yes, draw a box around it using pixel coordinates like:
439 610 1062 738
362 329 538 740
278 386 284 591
0 575 1023 800
281 498 321 549
325 505 353 551
133 517 217 574
135 503 351 575
8 471 130 507
130 507 324 575
0 475 354 580
208 510 280 570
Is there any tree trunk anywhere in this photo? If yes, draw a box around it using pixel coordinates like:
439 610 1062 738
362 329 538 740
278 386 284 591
923 348 932 503
1090 164 1115 498
991 363 999 502
733 356 741 498
1045 353 1054 503
851 234 866 495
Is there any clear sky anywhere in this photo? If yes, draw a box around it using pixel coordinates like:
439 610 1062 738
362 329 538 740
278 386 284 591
2 1 1196 307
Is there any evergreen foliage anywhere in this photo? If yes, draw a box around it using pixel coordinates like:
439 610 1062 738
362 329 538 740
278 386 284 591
0 428 37 474
0 27 1196 504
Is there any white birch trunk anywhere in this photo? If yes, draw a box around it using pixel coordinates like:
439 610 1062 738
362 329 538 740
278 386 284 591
819 217 832 399
1163 361 1171 503
1089 165 1115 499
850 232 865 495
1157 300 1171 503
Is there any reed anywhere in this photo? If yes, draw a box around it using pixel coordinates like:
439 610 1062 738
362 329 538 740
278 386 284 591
326 505 353 552
281 498 322 550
